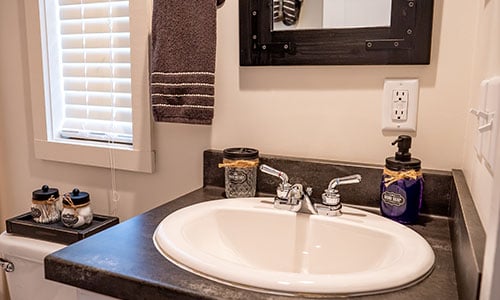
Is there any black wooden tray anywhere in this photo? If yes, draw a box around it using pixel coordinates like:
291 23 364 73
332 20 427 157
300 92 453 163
6 212 119 244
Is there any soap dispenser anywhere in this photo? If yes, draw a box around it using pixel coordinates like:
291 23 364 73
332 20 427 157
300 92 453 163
380 135 423 224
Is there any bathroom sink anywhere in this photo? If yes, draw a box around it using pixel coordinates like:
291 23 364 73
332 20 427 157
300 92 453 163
153 197 435 296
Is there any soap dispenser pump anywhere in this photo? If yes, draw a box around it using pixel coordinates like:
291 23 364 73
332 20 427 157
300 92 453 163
380 135 424 224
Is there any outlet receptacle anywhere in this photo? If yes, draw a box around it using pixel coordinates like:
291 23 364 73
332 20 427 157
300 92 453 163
392 90 409 121
382 79 419 131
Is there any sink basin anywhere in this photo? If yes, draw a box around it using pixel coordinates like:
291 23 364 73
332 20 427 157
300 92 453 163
153 198 434 296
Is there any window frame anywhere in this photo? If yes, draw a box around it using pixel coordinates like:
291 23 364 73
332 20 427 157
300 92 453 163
25 0 154 173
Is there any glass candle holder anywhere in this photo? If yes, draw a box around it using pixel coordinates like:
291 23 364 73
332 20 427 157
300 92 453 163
31 185 61 224
61 188 93 228
218 148 259 198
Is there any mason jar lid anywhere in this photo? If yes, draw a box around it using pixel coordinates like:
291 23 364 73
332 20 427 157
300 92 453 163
223 148 259 160
63 188 90 206
32 185 59 200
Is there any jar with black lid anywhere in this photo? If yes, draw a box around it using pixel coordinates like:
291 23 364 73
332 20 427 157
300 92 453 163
380 135 424 224
218 148 259 198
61 188 93 228
31 185 61 223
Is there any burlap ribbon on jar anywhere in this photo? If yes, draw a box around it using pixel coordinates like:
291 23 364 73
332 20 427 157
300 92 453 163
32 195 58 205
383 168 423 187
63 193 90 216
218 159 259 168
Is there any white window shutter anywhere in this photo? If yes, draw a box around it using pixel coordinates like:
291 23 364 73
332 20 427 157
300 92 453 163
57 0 132 144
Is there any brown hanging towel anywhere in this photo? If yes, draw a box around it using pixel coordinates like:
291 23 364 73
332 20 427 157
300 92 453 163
151 0 217 125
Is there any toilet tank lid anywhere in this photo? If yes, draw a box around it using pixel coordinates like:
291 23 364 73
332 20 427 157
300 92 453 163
0 232 66 262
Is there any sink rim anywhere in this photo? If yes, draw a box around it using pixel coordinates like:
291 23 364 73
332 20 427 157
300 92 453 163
153 197 435 296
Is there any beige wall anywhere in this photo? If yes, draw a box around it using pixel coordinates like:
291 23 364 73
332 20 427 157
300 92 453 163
211 1 475 171
0 2 8 297
0 98 4 233
0 74 5 299
463 0 500 234
462 0 500 298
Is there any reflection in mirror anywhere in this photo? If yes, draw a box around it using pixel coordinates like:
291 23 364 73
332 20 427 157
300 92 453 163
273 0 392 31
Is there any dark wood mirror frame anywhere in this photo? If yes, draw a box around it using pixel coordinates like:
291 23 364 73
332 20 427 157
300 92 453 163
239 0 434 66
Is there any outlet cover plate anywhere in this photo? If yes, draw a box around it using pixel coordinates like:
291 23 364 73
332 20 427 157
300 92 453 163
382 79 419 131
482 77 500 171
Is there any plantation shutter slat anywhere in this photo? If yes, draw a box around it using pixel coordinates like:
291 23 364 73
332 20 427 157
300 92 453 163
57 0 132 144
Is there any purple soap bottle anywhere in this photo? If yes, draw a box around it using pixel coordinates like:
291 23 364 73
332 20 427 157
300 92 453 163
380 135 424 224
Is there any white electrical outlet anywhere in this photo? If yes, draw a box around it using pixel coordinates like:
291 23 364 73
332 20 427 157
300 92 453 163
382 79 419 131
392 90 409 121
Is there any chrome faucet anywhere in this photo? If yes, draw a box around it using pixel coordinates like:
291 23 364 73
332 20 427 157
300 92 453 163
259 164 362 216
259 164 317 214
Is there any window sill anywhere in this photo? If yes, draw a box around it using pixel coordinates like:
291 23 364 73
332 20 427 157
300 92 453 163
34 139 155 173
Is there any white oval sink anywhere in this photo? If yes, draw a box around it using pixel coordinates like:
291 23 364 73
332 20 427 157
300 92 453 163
153 198 434 296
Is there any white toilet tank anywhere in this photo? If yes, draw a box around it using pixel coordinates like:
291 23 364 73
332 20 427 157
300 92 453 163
0 232 118 300
0 232 77 300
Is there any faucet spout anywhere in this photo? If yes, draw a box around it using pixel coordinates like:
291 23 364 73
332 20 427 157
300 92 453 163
327 174 362 190
297 193 318 215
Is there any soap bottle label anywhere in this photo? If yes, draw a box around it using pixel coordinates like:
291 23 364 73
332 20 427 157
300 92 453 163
381 185 407 217
380 174 423 224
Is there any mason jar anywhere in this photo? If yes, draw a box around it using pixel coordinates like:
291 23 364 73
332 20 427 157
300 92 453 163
61 188 93 228
31 185 61 224
219 148 259 198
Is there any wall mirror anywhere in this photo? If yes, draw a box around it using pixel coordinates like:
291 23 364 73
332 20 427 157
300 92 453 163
239 0 434 66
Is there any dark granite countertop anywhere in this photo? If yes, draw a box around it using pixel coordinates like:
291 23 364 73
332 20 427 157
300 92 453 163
45 186 458 300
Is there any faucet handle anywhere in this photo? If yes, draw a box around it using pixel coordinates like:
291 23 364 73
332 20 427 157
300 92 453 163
259 164 289 185
327 174 362 191
259 164 291 199
321 174 362 207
